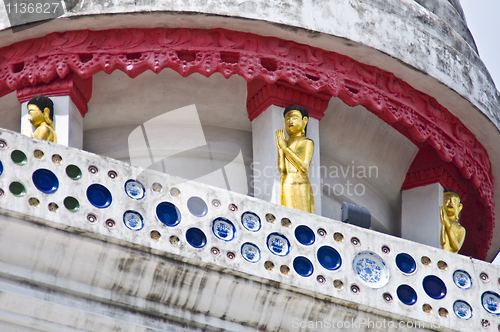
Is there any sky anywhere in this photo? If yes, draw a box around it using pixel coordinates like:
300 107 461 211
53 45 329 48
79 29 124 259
460 0 500 89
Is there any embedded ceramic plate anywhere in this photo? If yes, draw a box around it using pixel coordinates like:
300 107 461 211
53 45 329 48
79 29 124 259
156 202 181 226
352 251 390 288
187 196 208 217
87 184 112 208
125 180 145 200
186 228 207 248
395 253 416 275
453 270 472 290
32 169 59 193
454 300 472 320
295 225 315 246
212 217 236 241
241 212 261 232
123 210 144 231
267 233 290 256
293 256 314 277
482 292 500 315
241 243 261 263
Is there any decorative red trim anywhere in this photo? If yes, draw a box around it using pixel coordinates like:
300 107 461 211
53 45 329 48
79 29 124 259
16 73 92 117
0 28 493 258
247 79 330 120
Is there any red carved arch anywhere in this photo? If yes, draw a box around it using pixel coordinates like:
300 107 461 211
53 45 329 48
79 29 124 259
0 28 493 258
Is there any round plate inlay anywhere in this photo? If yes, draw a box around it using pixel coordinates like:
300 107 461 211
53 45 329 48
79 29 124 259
352 251 390 288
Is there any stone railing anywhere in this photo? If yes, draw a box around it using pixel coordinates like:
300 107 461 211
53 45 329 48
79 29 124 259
0 128 499 331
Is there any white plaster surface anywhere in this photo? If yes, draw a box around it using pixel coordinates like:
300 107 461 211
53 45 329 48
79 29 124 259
320 98 418 235
251 105 282 205
402 183 443 249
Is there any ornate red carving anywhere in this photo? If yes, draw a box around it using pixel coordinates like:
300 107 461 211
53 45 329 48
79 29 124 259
16 73 92 117
247 79 330 120
0 28 493 258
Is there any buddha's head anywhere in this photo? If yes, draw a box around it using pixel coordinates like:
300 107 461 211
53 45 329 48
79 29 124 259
283 105 308 136
443 190 462 221
27 96 54 128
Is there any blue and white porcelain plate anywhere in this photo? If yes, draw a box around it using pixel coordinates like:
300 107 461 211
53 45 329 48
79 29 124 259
212 218 235 241
352 251 390 289
482 292 500 315
241 243 261 263
453 270 472 290
241 212 261 232
125 180 145 200
454 300 472 320
267 233 290 256
123 210 144 231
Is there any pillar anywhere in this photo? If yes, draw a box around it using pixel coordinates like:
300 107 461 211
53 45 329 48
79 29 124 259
17 73 92 149
401 182 444 249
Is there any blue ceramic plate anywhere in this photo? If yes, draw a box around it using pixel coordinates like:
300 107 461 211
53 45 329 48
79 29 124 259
186 228 207 248
241 212 261 232
212 217 236 241
293 256 314 277
454 300 472 320
124 180 145 200
352 251 390 288
156 202 181 226
317 246 342 271
422 275 447 300
395 253 416 275
397 284 417 305
123 210 144 231
482 292 500 315
453 270 472 290
267 233 290 256
87 184 112 208
32 169 59 194
295 225 315 246
241 243 261 263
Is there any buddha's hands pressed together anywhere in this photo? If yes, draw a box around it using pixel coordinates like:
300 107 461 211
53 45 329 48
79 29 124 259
440 206 450 228
275 129 288 150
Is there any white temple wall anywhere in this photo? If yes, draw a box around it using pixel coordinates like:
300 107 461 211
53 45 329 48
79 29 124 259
319 98 418 235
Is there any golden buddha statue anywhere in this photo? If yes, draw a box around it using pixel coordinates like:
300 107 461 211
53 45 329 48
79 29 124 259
22 95 57 143
440 190 466 253
275 105 315 213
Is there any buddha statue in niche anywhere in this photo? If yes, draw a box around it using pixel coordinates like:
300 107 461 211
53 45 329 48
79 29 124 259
22 95 57 143
440 190 466 253
275 105 315 213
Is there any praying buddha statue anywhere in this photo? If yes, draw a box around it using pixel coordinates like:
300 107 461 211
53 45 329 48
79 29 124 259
440 190 466 253
22 95 57 143
275 105 315 213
